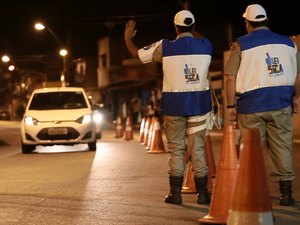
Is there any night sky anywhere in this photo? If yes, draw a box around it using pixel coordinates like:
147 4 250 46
1 0 300 60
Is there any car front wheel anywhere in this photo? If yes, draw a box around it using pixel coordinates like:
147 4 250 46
96 132 102 139
88 140 97 151
21 141 36 154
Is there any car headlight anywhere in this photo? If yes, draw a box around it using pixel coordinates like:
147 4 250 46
76 114 92 124
24 116 40 126
93 112 103 124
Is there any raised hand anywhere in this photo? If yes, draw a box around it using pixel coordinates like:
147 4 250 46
124 20 137 41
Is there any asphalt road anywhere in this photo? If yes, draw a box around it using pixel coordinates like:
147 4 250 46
0 121 299 225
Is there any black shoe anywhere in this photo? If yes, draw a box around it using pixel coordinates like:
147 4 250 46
164 176 183 205
194 176 211 204
164 193 182 205
280 193 295 206
197 192 211 204
279 180 295 206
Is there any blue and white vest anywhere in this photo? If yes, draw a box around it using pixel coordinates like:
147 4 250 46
160 36 212 116
236 29 297 114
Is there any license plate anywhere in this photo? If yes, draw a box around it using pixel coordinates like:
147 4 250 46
48 127 68 135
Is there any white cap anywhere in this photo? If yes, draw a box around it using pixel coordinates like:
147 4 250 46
174 10 195 26
243 4 267 22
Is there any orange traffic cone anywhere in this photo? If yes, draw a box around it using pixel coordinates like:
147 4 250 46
146 117 156 150
198 125 239 225
182 132 216 194
115 116 123 138
227 128 274 225
204 132 216 194
144 116 154 147
124 116 133 141
139 117 146 144
141 117 150 145
182 161 196 193
147 117 166 154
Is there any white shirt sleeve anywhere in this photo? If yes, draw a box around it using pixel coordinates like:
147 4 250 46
138 40 163 64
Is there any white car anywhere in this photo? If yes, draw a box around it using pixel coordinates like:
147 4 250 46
20 87 98 153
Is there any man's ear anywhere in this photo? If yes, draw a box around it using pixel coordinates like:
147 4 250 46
245 20 251 29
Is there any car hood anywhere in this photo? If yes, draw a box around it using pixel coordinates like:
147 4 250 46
24 109 92 122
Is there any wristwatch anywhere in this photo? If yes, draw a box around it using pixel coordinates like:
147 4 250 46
226 104 236 109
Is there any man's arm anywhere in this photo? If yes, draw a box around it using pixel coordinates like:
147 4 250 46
124 20 139 58
224 41 241 106
223 42 241 122
225 74 237 106
292 50 300 113
224 74 237 121
293 72 300 113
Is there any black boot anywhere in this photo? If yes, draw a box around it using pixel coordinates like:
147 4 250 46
164 176 183 205
279 180 295 206
194 176 211 204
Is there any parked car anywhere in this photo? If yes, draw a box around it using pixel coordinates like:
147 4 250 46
20 87 98 153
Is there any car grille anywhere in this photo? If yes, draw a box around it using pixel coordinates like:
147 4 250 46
37 127 80 140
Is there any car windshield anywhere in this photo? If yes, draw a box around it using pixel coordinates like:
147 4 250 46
29 91 88 110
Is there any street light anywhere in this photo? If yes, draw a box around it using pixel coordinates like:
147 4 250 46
34 22 69 87
34 22 64 47
1 54 47 83
59 48 68 87
1 55 10 63
1 54 16 74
